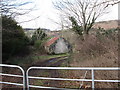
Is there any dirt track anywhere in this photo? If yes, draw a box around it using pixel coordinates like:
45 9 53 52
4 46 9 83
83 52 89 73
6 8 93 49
1 56 69 90
30 56 68 67
28 56 69 90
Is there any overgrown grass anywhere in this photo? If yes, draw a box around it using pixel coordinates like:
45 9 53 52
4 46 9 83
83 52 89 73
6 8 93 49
7 53 69 67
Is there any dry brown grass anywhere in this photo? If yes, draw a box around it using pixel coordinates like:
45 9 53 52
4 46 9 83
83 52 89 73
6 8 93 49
61 29 119 88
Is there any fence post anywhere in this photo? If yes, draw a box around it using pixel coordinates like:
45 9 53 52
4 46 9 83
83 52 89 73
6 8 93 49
92 69 94 90
24 70 28 90
26 68 30 90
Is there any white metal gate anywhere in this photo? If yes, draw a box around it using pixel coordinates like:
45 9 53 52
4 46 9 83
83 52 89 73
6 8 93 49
0 64 120 90
0 64 26 90
26 67 120 90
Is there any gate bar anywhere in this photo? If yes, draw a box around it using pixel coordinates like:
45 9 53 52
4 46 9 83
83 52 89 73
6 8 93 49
27 67 120 70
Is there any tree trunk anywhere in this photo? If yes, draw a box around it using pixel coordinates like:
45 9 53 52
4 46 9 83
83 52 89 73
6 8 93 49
83 29 89 40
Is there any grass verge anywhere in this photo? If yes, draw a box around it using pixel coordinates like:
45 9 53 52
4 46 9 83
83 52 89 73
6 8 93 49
7 53 69 67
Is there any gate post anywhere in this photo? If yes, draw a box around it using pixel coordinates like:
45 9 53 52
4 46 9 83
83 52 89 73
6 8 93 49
24 70 28 90
26 68 30 90
92 69 94 90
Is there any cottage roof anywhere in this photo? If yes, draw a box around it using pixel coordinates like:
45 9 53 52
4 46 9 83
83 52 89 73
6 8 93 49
45 37 59 46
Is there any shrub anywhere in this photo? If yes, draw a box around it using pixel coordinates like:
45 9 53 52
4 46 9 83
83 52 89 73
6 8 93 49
34 40 46 54
2 15 30 62
34 40 42 49
31 28 47 45
69 16 83 35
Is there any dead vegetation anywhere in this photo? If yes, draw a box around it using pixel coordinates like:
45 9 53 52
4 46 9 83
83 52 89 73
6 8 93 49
60 28 119 88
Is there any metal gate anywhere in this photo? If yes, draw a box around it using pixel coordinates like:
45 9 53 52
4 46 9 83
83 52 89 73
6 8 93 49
0 64 120 90
0 64 26 90
26 67 120 90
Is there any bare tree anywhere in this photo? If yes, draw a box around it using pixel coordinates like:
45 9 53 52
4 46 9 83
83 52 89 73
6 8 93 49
0 0 42 24
53 0 120 35
0 0 35 17
96 0 120 7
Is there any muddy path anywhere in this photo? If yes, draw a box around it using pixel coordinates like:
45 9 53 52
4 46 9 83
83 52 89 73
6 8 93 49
30 56 68 67
28 56 69 89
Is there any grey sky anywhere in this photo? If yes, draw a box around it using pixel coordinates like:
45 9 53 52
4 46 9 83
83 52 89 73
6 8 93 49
17 0 118 30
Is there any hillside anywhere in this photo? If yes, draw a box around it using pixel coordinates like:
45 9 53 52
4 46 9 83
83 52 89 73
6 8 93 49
60 27 119 88
23 28 50 38
93 20 119 30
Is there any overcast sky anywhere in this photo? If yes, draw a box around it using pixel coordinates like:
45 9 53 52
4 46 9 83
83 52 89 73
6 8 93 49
17 0 118 30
